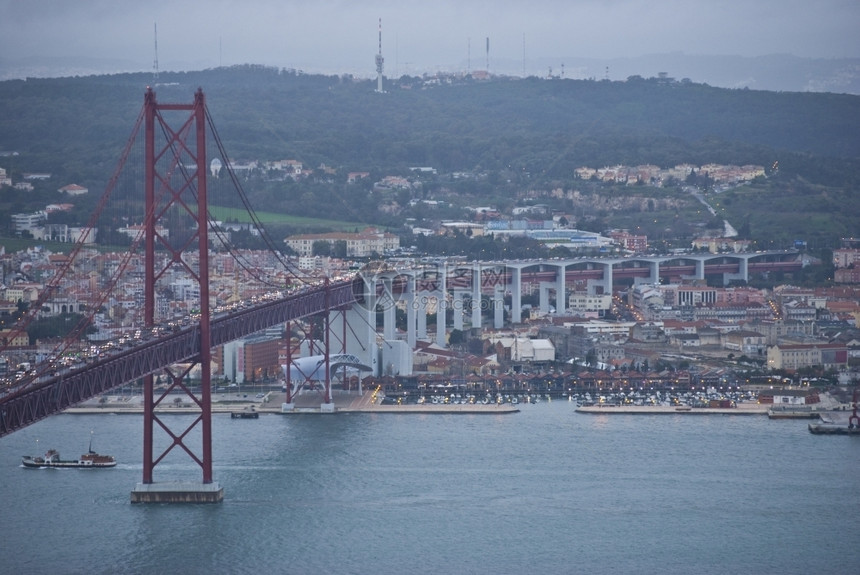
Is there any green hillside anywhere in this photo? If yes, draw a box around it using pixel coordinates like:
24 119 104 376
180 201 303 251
0 66 858 247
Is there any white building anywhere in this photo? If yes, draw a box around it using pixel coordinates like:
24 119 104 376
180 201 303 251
285 228 399 257
11 212 46 233
568 292 612 315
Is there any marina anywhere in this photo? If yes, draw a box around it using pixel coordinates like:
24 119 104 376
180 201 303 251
60 388 856 420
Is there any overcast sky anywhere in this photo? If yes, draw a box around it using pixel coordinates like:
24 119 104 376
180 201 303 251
2 0 858 78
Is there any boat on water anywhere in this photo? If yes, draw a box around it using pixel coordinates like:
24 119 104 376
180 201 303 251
808 422 860 435
22 448 116 469
230 406 259 419
22 432 116 469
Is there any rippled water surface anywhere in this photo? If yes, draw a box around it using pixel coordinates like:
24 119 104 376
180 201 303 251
2 402 858 574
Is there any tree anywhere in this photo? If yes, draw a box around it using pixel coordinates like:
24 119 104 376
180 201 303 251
449 328 464 346
312 240 331 256
332 240 347 258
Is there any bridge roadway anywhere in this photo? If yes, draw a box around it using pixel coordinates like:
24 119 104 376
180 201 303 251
0 280 355 438
378 251 801 291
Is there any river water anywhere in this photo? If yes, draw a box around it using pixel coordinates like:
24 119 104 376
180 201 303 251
2 402 858 575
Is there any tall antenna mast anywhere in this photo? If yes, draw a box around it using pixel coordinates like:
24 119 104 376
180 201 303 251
485 37 490 72
153 23 159 83
522 33 526 77
375 17 384 93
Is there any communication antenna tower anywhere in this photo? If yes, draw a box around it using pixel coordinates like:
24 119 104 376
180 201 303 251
485 37 490 72
375 18 384 93
522 33 526 77
153 23 159 84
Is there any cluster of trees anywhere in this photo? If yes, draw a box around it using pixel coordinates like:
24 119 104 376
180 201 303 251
3 66 858 184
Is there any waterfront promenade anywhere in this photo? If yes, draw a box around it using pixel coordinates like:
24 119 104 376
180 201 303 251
61 390 848 417
63 389 521 415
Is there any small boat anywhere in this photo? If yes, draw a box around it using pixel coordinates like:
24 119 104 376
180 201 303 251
22 445 116 469
231 406 259 419
808 422 860 435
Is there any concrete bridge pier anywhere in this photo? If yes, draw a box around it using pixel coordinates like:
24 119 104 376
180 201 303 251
555 265 566 316
681 259 706 282
722 257 749 285
417 296 428 340
632 261 660 286
471 266 482 328
435 291 447 348
453 290 466 331
494 284 504 328
510 267 522 324
587 262 613 295
539 281 554 314
406 275 417 348
382 277 396 341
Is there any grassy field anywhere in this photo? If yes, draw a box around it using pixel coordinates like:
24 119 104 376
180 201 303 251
207 205 371 231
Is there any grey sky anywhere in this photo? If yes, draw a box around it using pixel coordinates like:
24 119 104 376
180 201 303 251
2 0 858 78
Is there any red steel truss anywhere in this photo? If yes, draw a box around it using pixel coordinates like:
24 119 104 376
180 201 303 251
142 87 214 484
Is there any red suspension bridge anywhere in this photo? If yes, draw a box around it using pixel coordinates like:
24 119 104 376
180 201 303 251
0 88 806 502
0 88 361 502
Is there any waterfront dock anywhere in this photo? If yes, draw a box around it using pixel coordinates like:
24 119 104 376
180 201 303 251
576 402 768 415
63 390 520 415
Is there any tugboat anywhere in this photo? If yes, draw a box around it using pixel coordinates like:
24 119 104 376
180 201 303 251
22 434 116 469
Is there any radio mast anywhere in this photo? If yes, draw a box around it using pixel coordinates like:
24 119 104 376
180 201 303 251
375 18 384 93
153 23 159 84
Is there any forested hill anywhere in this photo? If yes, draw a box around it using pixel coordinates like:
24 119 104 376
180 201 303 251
1 65 859 186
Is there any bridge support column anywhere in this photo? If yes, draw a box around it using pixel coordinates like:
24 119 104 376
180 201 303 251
539 282 553 313
282 320 295 412
682 259 706 282
723 257 749 285
494 284 504 329
436 292 447 348
382 277 396 341
417 296 428 340
471 266 482 328
633 261 660 286
587 262 613 295
343 305 378 377
406 275 417 349
555 265 566 316
453 290 466 331
321 279 333 409
132 87 222 503
511 267 522 324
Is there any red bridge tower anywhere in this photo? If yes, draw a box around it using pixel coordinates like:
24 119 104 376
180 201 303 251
131 88 223 503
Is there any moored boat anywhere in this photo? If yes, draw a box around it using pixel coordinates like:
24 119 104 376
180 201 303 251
808 422 860 435
230 406 259 419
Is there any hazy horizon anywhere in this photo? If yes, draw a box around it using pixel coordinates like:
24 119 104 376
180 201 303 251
2 0 859 81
